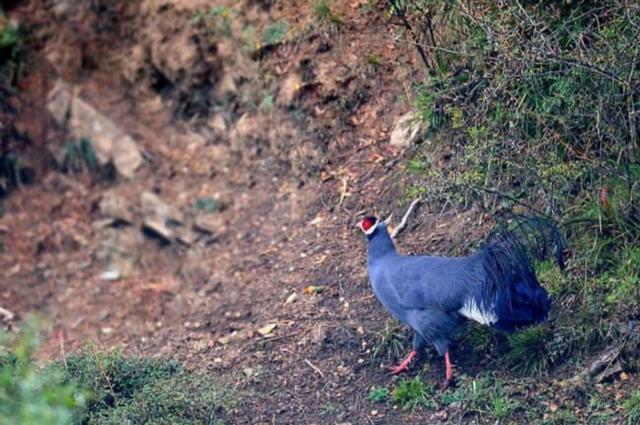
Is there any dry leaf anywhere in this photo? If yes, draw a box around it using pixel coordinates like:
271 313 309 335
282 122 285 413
304 285 325 295
257 323 277 336
548 402 559 413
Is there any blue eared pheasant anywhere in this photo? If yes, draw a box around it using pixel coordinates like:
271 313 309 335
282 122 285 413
359 215 564 386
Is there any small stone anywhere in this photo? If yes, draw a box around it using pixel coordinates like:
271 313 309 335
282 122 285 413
142 217 173 241
100 269 121 281
284 292 298 304
194 214 225 235
99 192 135 223
389 111 422 147
278 72 302 106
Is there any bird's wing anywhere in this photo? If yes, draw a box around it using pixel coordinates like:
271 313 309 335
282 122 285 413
372 255 479 312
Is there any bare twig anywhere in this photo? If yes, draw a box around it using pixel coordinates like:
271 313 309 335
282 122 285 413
90 344 118 403
304 358 324 377
563 343 624 386
390 198 422 238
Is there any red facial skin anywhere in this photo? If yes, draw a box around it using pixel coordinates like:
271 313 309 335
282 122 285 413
361 218 375 231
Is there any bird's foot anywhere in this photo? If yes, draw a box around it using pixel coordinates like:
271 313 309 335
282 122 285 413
388 350 417 375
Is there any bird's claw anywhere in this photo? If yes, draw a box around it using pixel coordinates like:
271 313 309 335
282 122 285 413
388 364 409 375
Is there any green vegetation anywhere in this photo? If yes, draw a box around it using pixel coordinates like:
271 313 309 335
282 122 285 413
371 320 408 362
391 376 436 410
313 1 344 26
262 20 289 47
399 0 640 376
194 196 221 213
0 322 86 425
368 386 389 403
1 323 235 425
623 391 640 425
62 138 97 175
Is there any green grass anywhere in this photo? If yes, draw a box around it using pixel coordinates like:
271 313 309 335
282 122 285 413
262 20 288 47
1 322 236 425
372 320 408 362
368 386 389 403
392 376 436 410
504 326 552 376
468 375 518 420
62 138 97 175
623 391 640 425
313 0 344 26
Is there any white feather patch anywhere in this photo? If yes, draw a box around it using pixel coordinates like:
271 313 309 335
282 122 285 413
458 298 498 325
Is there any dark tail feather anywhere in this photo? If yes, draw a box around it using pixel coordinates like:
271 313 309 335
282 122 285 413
476 216 565 332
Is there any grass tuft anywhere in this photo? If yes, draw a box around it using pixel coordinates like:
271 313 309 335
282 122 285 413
392 376 436 410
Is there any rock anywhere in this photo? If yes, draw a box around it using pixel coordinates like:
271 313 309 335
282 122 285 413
142 216 173 242
141 191 184 223
100 269 121 281
208 113 227 133
99 192 136 223
389 111 422 147
175 228 199 246
278 72 302 106
47 80 143 178
193 213 224 235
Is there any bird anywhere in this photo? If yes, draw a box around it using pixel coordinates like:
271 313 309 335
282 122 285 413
359 215 564 387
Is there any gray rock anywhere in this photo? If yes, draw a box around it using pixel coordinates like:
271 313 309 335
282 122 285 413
193 213 225 235
47 80 143 178
389 111 422 147
99 192 135 224
142 216 173 242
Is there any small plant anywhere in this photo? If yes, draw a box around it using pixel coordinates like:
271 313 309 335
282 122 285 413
468 375 518 420
489 393 518 420
319 402 337 416
392 376 436 410
262 20 288 47
364 53 382 68
372 320 409 362
62 138 97 175
504 325 552 375
313 0 344 26
368 386 390 403
194 197 221 213
623 391 640 425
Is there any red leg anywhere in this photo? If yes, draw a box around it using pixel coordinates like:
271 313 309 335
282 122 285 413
389 350 417 374
444 351 453 381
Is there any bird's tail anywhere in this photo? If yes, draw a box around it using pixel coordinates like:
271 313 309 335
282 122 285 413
475 216 565 332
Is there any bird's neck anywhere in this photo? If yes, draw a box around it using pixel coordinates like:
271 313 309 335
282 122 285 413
367 225 397 261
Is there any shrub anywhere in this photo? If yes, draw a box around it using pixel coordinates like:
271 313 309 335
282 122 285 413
0 322 86 425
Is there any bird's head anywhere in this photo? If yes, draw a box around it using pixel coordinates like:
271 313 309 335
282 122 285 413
358 216 380 236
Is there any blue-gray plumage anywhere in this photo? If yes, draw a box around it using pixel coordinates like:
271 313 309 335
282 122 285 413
359 215 564 384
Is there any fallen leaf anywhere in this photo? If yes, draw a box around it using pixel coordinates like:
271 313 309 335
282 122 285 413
620 371 630 380
304 285 325 295
285 293 298 304
548 402 559 413
257 323 277 336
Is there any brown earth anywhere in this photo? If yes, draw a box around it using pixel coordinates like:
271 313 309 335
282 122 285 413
1 1 637 424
